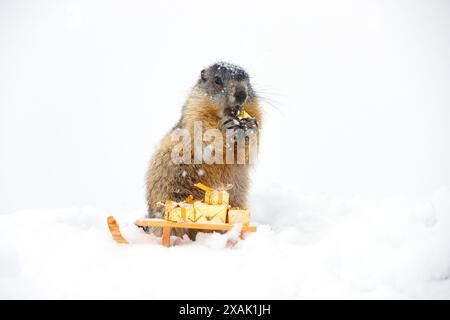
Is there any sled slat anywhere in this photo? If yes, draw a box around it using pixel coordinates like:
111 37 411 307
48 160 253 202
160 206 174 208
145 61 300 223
135 219 257 233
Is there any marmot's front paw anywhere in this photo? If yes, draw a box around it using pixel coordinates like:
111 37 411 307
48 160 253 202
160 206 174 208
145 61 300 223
220 116 240 130
220 117 258 131
238 117 258 130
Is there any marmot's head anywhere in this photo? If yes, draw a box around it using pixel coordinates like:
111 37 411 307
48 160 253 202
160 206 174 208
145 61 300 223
195 62 255 118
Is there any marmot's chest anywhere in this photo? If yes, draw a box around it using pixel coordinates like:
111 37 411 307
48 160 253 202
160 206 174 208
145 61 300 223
195 164 247 190
194 163 240 180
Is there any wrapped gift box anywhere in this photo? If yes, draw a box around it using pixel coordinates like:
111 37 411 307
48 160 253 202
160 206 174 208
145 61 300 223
194 202 228 224
228 208 250 225
164 200 195 223
195 183 232 205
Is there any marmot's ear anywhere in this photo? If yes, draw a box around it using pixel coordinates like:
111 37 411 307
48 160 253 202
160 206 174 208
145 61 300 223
200 69 207 81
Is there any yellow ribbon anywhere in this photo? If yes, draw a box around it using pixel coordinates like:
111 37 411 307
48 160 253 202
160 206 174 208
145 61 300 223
195 183 233 192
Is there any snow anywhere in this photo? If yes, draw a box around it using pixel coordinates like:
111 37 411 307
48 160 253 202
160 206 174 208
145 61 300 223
1 186 449 299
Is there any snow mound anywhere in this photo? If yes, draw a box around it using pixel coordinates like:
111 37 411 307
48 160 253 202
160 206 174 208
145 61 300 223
1 187 449 299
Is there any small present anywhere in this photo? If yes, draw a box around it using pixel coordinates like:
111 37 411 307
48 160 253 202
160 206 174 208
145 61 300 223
166 206 195 223
195 183 233 205
164 200 195 223
194 202 228 224
227 208 250 225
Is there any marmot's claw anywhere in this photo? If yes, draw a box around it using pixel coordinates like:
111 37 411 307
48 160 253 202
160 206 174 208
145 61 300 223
221 117 240 130
239 117 258 130
221 117 258 131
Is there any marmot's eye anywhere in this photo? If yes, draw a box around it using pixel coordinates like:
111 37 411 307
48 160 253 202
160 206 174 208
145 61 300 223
201 69 207 81
214 76 223 85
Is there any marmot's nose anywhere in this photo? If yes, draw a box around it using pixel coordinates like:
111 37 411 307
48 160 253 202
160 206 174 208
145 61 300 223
234 89 247 105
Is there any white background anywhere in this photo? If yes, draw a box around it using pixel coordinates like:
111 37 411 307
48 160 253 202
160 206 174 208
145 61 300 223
1 0 449 214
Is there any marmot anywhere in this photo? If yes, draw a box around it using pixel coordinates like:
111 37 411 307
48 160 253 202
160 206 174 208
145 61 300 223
145 62 262 238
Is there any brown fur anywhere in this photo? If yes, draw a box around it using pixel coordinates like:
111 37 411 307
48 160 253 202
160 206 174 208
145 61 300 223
145 89 262 238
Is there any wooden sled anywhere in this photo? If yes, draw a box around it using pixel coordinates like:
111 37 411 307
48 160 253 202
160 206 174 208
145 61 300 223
107 216 257 247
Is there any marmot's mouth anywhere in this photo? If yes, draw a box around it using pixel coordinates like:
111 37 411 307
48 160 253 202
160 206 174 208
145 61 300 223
226 105 243 117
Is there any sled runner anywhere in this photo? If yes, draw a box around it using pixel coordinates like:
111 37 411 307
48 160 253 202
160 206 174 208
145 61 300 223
107 216 257 247
107 216 128 244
